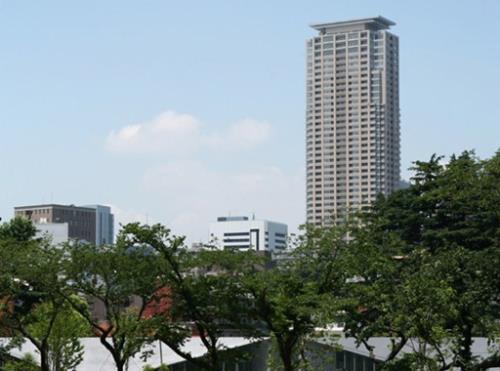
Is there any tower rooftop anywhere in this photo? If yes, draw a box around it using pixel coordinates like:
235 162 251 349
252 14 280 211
311 16 395 34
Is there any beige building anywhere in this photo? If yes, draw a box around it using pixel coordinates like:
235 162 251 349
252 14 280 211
306 16 400 225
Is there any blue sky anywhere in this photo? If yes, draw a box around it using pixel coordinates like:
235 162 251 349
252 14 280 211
1 0 499 240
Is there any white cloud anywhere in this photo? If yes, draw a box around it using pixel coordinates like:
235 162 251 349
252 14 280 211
106 111 271 155
105 110 301 244
203 119 272 151
227 119 271 148
141 161 304 243
106 111 202 155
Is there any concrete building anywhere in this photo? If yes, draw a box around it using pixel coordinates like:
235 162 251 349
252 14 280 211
3 336 497 370
35 222 69 245
306 16 400 225
209 216 287 251
84 205 114 245
14 204 114 245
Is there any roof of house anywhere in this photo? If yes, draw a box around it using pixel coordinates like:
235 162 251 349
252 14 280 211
317 336 500 366
0 337 261 370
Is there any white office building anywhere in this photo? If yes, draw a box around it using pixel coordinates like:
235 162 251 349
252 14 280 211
209 216 288 251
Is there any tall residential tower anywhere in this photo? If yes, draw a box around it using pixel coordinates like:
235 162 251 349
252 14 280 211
306 16 400 225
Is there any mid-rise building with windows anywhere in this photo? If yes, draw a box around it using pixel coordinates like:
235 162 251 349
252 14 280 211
209 216 288 251
14 203 114 245
306 16 400 225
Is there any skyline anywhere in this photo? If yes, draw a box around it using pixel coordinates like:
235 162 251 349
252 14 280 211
1 0 500 241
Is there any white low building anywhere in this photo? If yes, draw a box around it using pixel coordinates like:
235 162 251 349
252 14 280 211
0 337 267 371
209 216 288 251
35 222 69 245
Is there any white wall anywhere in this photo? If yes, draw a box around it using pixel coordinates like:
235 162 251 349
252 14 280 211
209 218 287 251
36 222 69 245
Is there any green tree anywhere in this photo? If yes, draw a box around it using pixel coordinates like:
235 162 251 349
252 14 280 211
0 218 87 371
62 230 163 371
244 225 349 371
3 353 39 371
24 297 89 371
342 151 500 370
0 216 37 242
118 222 261 371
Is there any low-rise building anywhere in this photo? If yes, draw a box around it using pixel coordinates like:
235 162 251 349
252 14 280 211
35 222 69 245
14 204 114 245
209 216 288 251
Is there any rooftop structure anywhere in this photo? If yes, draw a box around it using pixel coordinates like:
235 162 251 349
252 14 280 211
311 16 395 33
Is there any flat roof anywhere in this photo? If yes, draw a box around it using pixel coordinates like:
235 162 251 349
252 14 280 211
0 337 262 369
311 16 395 32
315 337 499 363
14 204 95 211
212 217 288 227
217 216 249 222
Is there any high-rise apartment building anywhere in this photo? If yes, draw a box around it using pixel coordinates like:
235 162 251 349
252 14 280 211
306 16 400 225
14 204 114 245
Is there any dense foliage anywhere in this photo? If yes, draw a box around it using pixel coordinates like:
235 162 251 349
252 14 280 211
0 219 88 371
0 150 498 371
342 151 500 370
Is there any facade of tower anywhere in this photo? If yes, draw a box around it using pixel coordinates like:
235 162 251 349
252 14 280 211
306 16 400 225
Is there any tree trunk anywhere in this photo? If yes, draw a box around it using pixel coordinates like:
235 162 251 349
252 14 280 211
115 360 125 371
107 346 125 371
277 339 295 371
98 334 125 371
457 322 473 371
208 353 219 371
40 346 50 371
280 351 294 371
113 356 125 371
